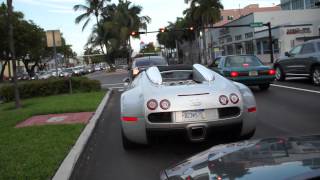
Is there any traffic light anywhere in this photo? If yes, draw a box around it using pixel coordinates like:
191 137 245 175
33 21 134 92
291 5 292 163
189 27 194 31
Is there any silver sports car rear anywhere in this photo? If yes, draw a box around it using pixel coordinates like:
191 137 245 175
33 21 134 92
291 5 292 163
120 64 257 149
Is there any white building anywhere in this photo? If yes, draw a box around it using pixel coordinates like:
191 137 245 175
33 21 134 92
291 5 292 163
209 9 320 63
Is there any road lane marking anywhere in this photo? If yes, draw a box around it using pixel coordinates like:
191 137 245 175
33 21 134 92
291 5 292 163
271 84 320 94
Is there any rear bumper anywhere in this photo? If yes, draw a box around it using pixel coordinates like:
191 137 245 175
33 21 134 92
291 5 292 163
229 76 275 85
147 119 243 142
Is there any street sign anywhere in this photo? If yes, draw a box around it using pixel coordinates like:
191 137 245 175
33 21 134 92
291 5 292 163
46 30 62 47
250 22 264 28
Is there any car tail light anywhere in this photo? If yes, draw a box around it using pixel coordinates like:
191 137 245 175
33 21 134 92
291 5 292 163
229 93 239 104
160 99 170 110
242 63 249 67
219 95 229 105
230 71 239 77
248 107 257 113
121 116 138 122
269 69 276 75
147 99 158 110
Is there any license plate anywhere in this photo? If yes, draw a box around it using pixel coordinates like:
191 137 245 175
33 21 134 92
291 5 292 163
175 110 206 122
249 71 258 76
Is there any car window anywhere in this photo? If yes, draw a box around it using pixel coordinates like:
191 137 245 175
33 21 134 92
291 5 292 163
289 45 302 55
212 58 221 67
225 56 263 67
134 58 167 68
161 70 193 82
300 43 316 54
317 42 320 52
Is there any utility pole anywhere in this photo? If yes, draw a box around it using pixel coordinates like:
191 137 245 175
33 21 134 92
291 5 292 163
51 31 59 77
7 0 21 108
267 22 274 64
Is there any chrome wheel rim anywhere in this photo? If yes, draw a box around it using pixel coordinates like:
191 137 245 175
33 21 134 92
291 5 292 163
313 69 320 85
276 67 282 80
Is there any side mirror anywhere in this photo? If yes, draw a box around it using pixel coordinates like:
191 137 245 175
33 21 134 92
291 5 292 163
285 52 291 57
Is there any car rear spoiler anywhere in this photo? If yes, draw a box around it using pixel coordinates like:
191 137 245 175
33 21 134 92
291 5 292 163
146 64 215 85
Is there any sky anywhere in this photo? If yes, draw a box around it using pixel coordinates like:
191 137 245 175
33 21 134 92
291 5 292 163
3 0 280 55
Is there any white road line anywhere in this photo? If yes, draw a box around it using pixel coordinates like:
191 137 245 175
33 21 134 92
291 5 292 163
101 83 124 86
271 84 320 94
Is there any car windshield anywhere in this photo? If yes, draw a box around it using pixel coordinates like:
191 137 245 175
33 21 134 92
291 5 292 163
134 58 167 67
225 56 263 67
161 70 193 82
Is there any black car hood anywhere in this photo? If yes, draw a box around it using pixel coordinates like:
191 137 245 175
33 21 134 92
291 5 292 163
163 135 320 180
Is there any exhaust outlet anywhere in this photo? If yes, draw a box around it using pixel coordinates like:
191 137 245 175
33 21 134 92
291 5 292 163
188 126 206 142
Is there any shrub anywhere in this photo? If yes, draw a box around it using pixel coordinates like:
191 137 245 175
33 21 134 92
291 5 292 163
0 77 101 102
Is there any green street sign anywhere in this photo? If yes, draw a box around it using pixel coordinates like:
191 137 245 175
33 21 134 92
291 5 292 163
250 22 264 28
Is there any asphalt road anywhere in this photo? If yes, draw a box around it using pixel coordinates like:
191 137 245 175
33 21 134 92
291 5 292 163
72 71 320 180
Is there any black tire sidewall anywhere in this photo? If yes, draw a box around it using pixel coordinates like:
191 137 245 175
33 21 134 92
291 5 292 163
275 66 285 81
311 67 320 86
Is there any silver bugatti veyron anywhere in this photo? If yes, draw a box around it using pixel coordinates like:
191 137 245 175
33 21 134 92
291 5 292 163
120 64 257 149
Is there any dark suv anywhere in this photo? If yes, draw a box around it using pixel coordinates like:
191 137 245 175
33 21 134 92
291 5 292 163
274 39 320 86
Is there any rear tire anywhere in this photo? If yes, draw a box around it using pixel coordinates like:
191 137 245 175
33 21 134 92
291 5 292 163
121 129 137 150
241 129 255 140
311 67 320 86
259 84 270 91
275 66 285 81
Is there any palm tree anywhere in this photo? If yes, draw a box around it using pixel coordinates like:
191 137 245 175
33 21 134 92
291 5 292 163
7 0 21 108
184 0 223 64
74 0 110 53
86 0 150 59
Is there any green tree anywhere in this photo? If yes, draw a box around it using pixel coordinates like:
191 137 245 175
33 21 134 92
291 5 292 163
184 0 223 64
83 0 150 64
74 0 110 54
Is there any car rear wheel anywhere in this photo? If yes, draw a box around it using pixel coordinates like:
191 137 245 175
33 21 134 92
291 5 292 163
275 66 285 81
259 84 270 91
241 129 255 140
311 67 320 86
121 129 138 150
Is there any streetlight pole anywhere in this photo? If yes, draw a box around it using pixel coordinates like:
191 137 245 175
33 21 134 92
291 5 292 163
52 31 59 77
7 0 21 108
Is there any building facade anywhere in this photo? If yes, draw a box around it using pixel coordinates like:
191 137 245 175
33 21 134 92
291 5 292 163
209 9 320 63
281 0 320 10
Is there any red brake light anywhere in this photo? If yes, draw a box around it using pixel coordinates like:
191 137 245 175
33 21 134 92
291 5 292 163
269 69 276 75
160 99 170 110
219 95 229 105
242 63 249 67
147 99 158 110
229 93 239 104
230 71 239 77
121 117 138 122
248 107 257 113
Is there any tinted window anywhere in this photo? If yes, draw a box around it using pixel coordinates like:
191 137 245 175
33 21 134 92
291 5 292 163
211 58 221 67
300 43 316 54
317 42 320 52
290 45 302 55
134 58 167 67
225 56 263 67
161 71 193 82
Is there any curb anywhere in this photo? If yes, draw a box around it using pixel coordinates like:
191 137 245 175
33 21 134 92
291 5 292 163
52 90 113 180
